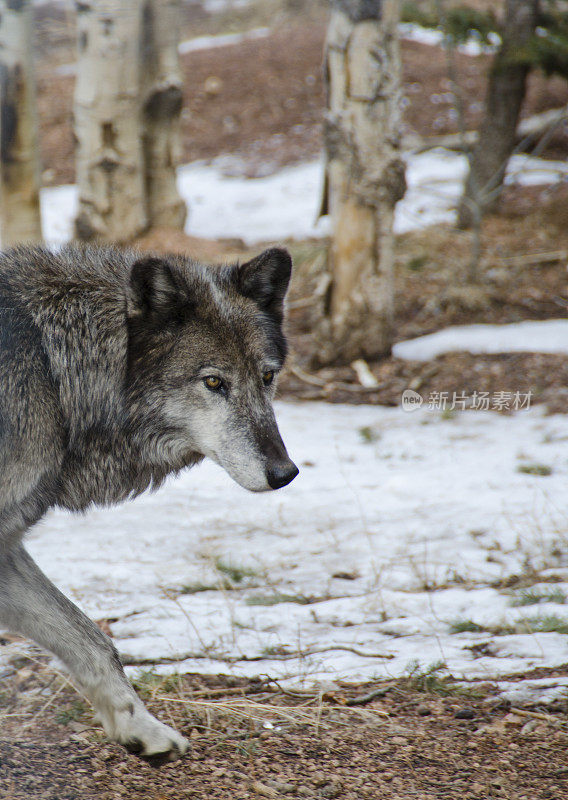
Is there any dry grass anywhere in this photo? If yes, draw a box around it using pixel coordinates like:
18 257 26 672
158 695 388 733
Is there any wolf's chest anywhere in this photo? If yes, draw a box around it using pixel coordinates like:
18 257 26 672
55 434 153 511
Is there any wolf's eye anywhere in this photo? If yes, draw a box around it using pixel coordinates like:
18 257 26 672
204 376 222 391
262 370 274 386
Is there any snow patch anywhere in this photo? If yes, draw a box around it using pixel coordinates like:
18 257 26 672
393 320 568 362
203 0 254 12
25 149 568 249
178 27 270 55
178 158 330 243
2 403 568 686
493 676 568 705
177 150 568 244
394 148 568 235
399 22 500 55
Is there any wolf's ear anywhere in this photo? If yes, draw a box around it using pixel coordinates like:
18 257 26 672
128 256 181 320
232 248 292 321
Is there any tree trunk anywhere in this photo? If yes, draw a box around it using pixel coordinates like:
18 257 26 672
74 0 147 243
141 0 186 229
457 0 538 230
315 0 406 366
0 0 42 246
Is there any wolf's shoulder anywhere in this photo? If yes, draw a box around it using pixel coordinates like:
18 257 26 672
0 244 133 376
0 244 133 293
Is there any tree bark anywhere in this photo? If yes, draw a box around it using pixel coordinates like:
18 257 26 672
457 0 538 229
141 0 186 229
73 0 147 243
315 0 406 366
0 0 42 246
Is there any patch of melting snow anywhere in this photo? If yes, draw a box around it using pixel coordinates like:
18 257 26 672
202 0 254 12
393 319 568 362
2 403 568 691
493 676 568 705
178 27 270 55
34 149 568 249
399 22 500 55
55 26 271 77
395 149 568 236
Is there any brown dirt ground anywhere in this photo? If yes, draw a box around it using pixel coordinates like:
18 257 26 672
1 660 568 800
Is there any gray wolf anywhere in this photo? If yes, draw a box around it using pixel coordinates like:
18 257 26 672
0 244 298 763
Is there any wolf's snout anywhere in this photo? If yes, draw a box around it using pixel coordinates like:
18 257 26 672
266 461 299 490
258 425 299 490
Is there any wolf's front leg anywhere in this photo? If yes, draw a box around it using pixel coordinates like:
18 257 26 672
0 544 189 763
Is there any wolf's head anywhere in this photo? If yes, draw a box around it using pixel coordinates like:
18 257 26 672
126 248 299 492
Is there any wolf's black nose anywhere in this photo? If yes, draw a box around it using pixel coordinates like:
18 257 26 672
267 462 299 490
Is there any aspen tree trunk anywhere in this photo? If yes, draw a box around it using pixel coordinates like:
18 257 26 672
141 0 186 229
0 0 42 246
315 0 406 366
74 0 147 242
457 0 537 229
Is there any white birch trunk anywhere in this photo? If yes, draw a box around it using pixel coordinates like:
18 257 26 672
74 0 147 242
316 0 405 365
0 0 42 246
141 0 186 229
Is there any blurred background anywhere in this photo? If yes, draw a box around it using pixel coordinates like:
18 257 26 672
1 0 567 407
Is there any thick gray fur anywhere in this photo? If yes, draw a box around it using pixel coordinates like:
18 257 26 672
0 244 298 762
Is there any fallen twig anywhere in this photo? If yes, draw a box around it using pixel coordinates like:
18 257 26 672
189 685 270 699
325 383 383 394
509 707 568 727
121 651 213 666
345 682 397 706
121 644 394 667
288 363 327 387
351 359 379 388
407 104 568 154
289 364 381 394
226 645 394 662
495 250 568 268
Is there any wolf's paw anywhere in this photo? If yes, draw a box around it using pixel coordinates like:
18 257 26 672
104 703 189 764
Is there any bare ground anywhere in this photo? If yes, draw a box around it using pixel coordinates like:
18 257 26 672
1 660 568 800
